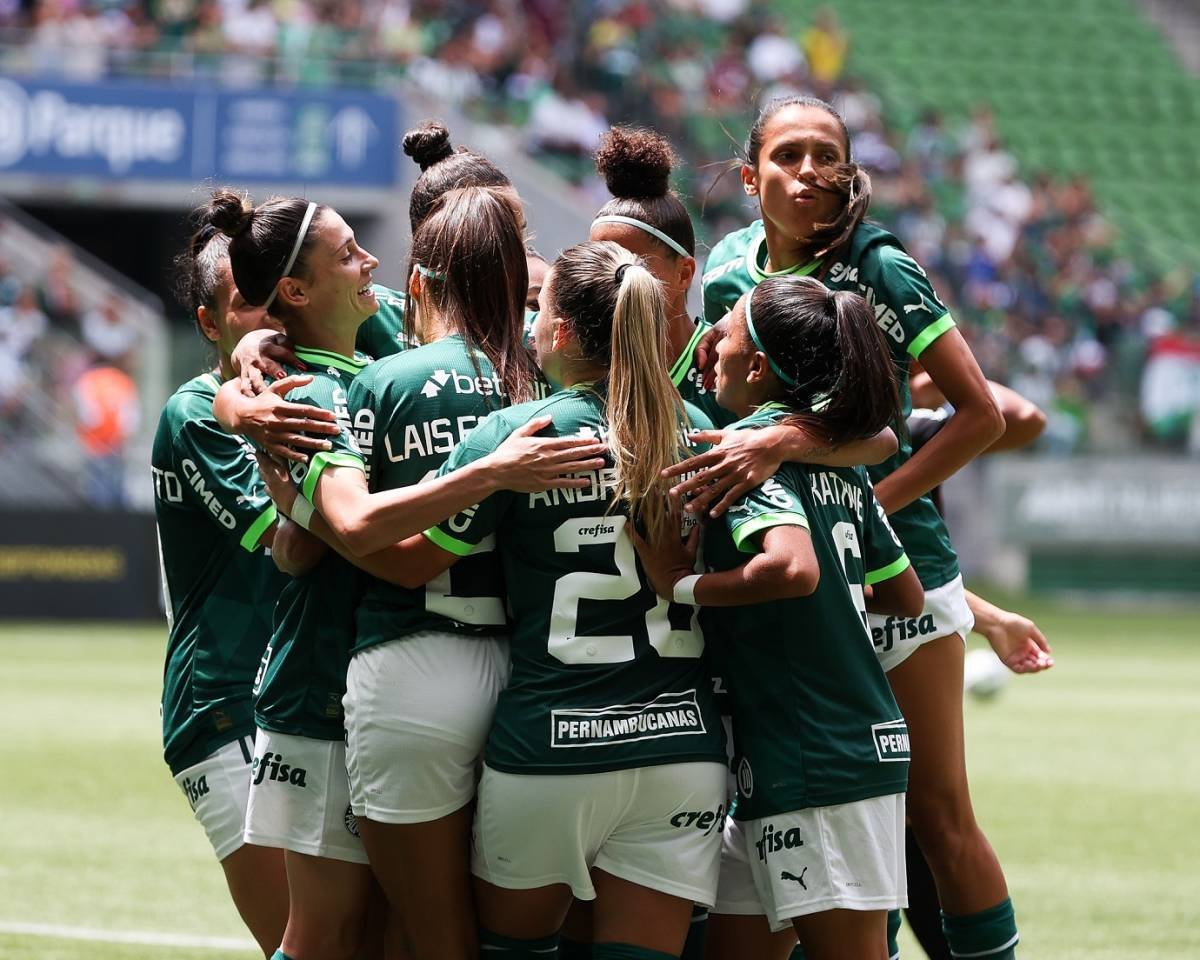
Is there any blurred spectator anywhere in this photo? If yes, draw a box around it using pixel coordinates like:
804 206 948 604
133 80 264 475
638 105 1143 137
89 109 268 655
802 7 848 84
81 292 140 366
746 18 806 83
527 78 607 160
0 286 48 362
73 359 140 510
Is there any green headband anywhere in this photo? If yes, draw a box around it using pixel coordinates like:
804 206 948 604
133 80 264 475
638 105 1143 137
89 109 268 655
744 291 797 387
592 215 690 258
416 263 446 281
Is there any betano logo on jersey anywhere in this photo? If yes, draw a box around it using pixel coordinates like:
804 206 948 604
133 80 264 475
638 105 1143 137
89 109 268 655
251 751 308 787
871 719 911 763
420 367 506 399
550 689 706 748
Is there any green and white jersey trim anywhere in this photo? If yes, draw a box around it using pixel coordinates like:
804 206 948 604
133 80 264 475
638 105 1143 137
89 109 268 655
424 524 474 557
906 311 956 359
240 504 278 552
730 510 810 553
745 230 822 284
294 346 370 375
301 452 364 501
669 322 708 386
865 553 911 586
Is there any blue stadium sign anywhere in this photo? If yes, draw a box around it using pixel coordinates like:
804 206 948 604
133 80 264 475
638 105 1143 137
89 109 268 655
0 76 398 187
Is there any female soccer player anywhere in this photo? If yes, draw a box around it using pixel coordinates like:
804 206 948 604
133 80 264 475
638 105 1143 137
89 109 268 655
686 96 1019 960
252 186 604 960
152 219 296 956
385 240 729 960
635 276 924 960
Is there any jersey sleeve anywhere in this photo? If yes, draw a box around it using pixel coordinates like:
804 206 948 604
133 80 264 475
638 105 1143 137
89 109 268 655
862 244 956 360
422 413 515 557
173 417 277 551
862 483 910 585
723 471 810 554
290 379 367 502
700 229 751 324
355 285 408 358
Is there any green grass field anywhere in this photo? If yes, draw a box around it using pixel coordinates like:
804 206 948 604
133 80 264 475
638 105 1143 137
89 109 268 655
1 597 1198 960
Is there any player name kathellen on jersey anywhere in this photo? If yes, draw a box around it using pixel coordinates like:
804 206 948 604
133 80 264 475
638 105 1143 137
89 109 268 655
550 690 707 748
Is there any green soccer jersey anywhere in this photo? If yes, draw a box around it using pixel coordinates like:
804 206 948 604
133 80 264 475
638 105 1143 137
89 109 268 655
426 385 727 776
252 347 371 741
701 219 958 590
670 319 737 428
354 284 409 359
152 373 288 775
318 334 512 654
700 405 911 818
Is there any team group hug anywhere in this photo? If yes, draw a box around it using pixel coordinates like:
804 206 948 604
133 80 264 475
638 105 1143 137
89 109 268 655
154 95 1053 960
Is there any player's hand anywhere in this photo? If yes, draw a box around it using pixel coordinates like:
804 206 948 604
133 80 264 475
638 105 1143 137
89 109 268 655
664 426 791 518
484 416 608 493
236 376 340 464
232 329 301 397
979 608 1054 674
628 506 700 600
255 451 300 516
694 316 728 390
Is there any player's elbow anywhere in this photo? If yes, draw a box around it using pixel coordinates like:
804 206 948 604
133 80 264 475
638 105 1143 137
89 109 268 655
894 581 925 619
393 565 431 590
1007 402 1047 449
976 392 1006 446
773 554 820 598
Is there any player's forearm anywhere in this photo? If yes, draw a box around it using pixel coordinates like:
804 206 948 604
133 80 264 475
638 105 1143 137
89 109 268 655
964 588 1005 639
271 517 327 576
874 403 1001 514
687 553 819 606
317 462 499 557
212 380 248 434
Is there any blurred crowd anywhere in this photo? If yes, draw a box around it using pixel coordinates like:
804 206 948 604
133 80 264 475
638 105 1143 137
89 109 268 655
0 233 141 506
1 0 1198 454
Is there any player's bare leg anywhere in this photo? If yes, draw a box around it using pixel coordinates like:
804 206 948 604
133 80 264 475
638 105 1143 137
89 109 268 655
278 852 372 960
887 632 1008 913
590 868 695 957
358 805 476 960
219 843 288 957
791 908 889 960
704 913 795 960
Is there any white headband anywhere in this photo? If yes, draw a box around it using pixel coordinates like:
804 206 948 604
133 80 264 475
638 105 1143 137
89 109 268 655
262 201 317 310
592 214 690 258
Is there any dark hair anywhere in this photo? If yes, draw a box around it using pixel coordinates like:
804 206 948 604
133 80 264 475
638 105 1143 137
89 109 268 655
746 96 872 262
748 276 899 443
403 120 512 232
406 186 537 406
172 216 231 328
204 188 327 308
594 127 695 258
546 240 686 542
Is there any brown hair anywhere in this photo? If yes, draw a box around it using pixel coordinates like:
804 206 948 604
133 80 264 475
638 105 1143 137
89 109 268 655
406 186 537 405
403 120 513 232
173 210 231 328
546 240 687 542
746 96 872 262
204 188 328 309
594 126 695 258
748 276 899 443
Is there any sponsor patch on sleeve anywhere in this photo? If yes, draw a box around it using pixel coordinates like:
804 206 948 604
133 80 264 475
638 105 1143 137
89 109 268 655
551 690 706 748
871 719 911 763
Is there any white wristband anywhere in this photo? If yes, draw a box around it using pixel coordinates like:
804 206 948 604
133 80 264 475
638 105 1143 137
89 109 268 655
289 496 315 531
672 574 702 606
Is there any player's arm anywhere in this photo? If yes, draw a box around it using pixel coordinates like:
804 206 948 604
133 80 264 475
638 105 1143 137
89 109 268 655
663 425 899 519
911 367 1045 454
861 482 923 617
269 516 327 577
865 565 923 618
229 327 300 395
966 590 1054 674
212 375 340 464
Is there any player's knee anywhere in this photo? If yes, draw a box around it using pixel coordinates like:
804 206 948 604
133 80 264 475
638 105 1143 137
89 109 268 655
907 791 978 864
284 909 368 960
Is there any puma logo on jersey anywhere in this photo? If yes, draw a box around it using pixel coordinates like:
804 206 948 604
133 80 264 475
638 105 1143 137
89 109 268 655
871 614 936 652
780 868 808 889
180 775 209 809
903 293 937 315
419 368 505 399
251 751 308 787
755 822 805 862
669 803 727 836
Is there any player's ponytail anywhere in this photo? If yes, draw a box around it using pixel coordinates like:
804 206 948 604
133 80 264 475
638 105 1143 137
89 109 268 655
748 276 899 444
548 240 686 543
173 212 231 326
406 185 537 405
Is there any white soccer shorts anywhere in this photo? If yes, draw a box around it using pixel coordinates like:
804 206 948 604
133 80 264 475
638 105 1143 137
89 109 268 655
869 573 975 672
173 733 254 861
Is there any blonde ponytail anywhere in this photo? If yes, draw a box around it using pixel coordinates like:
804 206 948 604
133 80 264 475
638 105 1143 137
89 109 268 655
607 263 688 544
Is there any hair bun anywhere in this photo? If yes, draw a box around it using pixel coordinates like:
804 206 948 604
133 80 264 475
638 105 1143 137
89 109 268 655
595 127 674 200
403 121 455 171
205 188 253 239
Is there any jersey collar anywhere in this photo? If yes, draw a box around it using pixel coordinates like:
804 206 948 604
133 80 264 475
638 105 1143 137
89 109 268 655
669 319 709 387
746 227 822 283
294 345 369 374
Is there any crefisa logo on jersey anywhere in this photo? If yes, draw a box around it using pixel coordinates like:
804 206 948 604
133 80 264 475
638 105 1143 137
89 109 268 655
180 774 209 810
251 751 308 788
